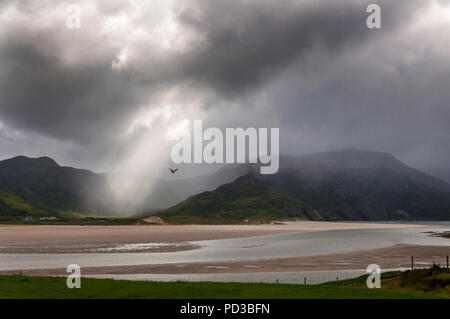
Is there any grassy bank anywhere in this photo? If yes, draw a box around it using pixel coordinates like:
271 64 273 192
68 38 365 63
1 268 449 299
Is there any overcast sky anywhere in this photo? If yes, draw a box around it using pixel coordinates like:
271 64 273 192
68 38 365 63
0 0 449 176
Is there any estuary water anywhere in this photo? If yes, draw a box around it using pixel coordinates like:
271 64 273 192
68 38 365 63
1 223 449 274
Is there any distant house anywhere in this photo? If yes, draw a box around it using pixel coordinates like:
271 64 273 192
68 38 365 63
39 216 56 221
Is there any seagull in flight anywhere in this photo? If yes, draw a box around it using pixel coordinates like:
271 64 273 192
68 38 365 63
168 168 179 174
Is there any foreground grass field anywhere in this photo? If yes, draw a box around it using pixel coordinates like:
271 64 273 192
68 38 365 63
1 267 449 299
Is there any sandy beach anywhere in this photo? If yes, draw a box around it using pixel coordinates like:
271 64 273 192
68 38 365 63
0 222 431 254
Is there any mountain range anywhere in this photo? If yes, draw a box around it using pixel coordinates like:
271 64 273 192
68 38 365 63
1 150 450 222
161 150 450 222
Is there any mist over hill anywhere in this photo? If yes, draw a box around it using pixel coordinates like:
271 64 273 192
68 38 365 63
161 150 450 223
1 150 450 222
0 155 248 217
102 164 249 212
423 168 450 185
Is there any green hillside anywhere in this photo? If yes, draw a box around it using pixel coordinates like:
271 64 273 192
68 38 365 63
163 174 307 224
0 189 48 217
0 156 112 216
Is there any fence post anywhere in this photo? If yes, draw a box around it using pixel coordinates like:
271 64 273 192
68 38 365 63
411 256 414 271
447 255 449 269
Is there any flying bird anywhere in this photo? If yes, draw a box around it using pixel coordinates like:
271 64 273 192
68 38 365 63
168 168 179 174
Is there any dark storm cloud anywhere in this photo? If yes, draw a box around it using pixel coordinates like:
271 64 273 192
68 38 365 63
0 0 424 143
175 0 424 96
0 0 448 173
275 52 450 156
0 40 143 144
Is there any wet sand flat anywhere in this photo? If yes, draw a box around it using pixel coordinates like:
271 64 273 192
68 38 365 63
0 222 431 254
2 244 449 276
